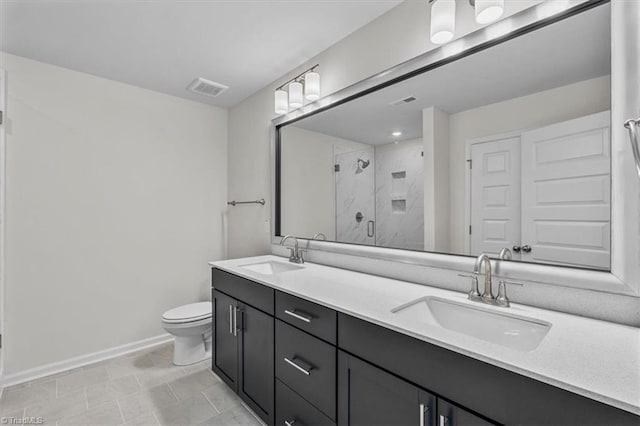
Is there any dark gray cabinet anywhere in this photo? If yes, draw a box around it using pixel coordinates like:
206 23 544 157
212 289 238 389
211 270 275 426
276 379 335 426
338 351 437 426
237 303 274 425
275 319 336 420
212 268 639 426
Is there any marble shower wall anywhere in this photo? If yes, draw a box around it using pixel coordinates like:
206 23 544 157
334 147 376 245
375 139 424 250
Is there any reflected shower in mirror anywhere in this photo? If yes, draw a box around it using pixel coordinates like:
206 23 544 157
279 2 611 270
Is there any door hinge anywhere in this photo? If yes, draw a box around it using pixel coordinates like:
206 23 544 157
467 159 472 169
469 225 472 235
334 164 340 172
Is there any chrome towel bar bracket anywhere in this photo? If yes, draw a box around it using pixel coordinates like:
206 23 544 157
624 117 640 179
227 198 265 206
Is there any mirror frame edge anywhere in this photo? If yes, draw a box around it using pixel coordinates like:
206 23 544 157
270 0 640 298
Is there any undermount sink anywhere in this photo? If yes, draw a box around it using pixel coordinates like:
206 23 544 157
239 260 304 275
392 296 551 351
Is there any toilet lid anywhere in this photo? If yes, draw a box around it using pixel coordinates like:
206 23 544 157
162 302 212 323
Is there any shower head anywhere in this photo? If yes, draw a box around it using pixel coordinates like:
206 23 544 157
356 158 370 174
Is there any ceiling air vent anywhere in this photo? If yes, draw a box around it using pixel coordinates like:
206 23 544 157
389 96 417 106
187 77 228 98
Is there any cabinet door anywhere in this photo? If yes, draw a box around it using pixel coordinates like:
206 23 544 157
212 290 238 391
238 303 275 426
437 400 495 426
338 351 435 426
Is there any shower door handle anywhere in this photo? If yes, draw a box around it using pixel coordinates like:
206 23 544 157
367 220 375 237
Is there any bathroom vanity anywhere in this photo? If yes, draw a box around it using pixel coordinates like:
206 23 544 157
209 256 640 426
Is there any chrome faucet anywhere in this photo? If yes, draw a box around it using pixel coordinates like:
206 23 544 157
280 235 304 264
462 252 522 307
474 253 494 302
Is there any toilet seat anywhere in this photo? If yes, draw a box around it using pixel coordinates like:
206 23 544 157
162 302 211 324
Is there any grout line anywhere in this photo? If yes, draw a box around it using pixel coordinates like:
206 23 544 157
55 379 58 399
115 399 125 425
83 387 89 410
165 382 179 403
152 411 161 426
201 390 221 415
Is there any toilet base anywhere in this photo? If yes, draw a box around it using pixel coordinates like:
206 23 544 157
173 335 211 366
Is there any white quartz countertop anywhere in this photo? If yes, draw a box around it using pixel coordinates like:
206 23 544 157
209 255 640 416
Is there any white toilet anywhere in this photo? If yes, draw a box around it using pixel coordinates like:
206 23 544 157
161 302 212 366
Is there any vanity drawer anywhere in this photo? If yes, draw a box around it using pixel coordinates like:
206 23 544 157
212 268 274 315
275 320 336 420
276 379 335 426
276 291 337 344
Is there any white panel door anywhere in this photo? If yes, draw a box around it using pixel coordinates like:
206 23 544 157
335 149 376 246
470 137 521 259
521 111 611 269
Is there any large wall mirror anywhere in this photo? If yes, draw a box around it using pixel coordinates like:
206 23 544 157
276 1 613 272
272 0 640 298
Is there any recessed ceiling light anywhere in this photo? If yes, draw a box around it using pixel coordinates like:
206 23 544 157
392 131 403 137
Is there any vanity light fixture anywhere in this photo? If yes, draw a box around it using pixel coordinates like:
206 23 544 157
273 64 321 115
289 81 303 109
430 0 456 45
429 0 504 45
474 0 504 24
274 89 288 115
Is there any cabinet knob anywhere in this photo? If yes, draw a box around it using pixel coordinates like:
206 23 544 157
512 245 521 253
522 245 532 253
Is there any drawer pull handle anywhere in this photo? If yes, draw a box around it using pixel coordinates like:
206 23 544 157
284 357 313 376
229 305 233 335
284 309 313 323
284 420 298 426
439 415 448 426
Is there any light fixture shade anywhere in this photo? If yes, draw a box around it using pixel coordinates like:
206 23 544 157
274 89 288 115
304 71 320 101
289 81 303 108
475 0 504 24
430 0 455 45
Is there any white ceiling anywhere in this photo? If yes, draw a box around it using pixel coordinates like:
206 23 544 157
0 0 402 108
294 2 610 145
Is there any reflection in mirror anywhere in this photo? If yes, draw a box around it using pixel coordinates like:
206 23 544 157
279 2 611 270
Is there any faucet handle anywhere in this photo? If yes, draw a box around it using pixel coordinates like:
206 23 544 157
458 274 481 300
496 280 523 307
286 247 296 260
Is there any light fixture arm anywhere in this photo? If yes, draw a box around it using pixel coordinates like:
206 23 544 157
276 64 319 91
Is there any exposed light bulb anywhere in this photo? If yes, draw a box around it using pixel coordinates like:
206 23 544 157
430 0 455 45
274 89 288 115
304 71 320 101
289 81 303 109
475 0 504 24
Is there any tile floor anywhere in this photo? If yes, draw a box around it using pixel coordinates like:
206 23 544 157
0 343 264 426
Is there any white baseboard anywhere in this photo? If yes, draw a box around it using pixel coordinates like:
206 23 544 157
0 333 173 388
